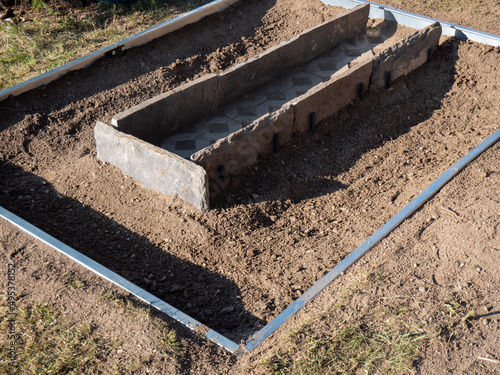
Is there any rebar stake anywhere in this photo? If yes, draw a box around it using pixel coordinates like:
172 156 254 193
273 133 280 153
309 112 316 132
385 71 392 90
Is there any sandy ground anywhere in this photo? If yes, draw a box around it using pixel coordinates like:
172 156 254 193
0 0 499 373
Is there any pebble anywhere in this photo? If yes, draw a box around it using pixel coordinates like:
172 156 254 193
143 278 151 284
479 171 488 178
148 273 154 279
269 215 277 222
159 275 167 282
482 319 489 326
130 254 136 259
220 306 234 314
252 193 260 199
418 286 427 293
169 284 184 293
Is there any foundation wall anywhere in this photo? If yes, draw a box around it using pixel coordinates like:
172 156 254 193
112 75 218 144
216 4 370 104
193 23 442 191
109 4 370 143
96 20 441 211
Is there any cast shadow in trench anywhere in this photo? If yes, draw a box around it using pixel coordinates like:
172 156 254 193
0 163 260 344
212 38 461 212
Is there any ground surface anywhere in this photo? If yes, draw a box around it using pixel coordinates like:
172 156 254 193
0 0 499 373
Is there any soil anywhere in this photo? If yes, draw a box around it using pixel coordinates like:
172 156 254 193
0 0 499 373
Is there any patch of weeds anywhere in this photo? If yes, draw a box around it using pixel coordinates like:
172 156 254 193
293 322 429 374
158 323 180 353
443 302 461 318
101 290 151 318
341 284 361 300
0 0 212 90
61 270 85 289
0 240 6 249
261 352 292 375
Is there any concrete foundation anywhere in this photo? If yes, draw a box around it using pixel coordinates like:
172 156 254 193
95 6 441 211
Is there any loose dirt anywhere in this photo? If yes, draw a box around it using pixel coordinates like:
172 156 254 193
0 0 499 373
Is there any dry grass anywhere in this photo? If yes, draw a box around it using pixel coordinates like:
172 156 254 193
0 0 211 90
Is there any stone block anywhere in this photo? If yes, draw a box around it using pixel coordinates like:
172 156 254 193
292 58 373 132
95 121 209 211
371 22 442 89
111 74 218 144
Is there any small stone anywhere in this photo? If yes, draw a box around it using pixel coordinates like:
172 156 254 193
482 319 489 326
479 171 488 178
418 286 427 293
169 284 184 293
246 249 257 257
159 275 167 282
220 306 234 314
269 215 277 222
413 263 418 267
130 254 136 259
143 278 151 284
252 193 260 199
148 273 154 279
186 303 192 308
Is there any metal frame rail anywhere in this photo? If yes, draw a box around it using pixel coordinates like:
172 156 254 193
325 0 500 46
1 0 500 354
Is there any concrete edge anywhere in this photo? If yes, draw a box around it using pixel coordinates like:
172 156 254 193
95 121 209 211
0 0 239 103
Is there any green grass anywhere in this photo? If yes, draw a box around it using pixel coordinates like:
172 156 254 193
296 323 428 374
0 0 211 90
0 299 102 374
0 292 180 374
263 321 429 375
61 270 85 288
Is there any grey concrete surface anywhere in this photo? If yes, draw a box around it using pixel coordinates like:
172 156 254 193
95 121 209 211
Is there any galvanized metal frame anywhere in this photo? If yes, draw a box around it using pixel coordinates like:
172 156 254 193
0 205 241 352
244 128 500 351
1 0 500 354
324 0 500 46
0 0 239 102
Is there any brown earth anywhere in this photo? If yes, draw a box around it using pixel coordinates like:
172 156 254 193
0 0 499 373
